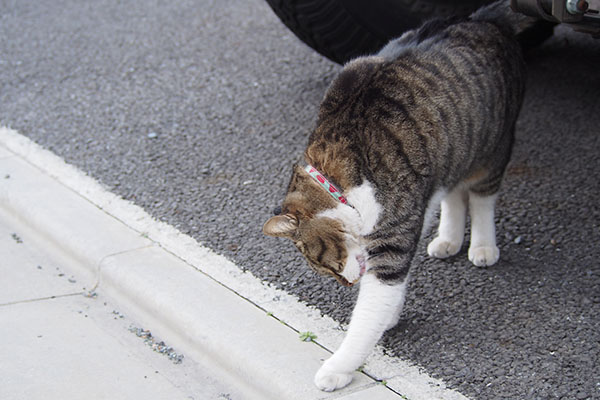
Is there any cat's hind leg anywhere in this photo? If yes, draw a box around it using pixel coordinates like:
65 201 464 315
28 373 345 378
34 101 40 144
427 186 468 259
468 192 499 267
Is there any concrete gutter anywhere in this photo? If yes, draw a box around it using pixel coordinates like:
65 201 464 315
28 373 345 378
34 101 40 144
0 126 469 400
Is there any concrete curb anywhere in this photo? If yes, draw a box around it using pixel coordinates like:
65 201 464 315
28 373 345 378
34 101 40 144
0 127 469 400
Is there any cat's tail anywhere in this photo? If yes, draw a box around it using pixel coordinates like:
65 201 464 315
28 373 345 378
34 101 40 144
470 0 555 48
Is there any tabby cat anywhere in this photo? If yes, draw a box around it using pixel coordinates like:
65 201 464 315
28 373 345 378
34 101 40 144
264 1 535 392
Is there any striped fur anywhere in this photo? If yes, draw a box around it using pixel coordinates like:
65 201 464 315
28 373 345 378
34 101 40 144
263 1 530 391
266 4 526 284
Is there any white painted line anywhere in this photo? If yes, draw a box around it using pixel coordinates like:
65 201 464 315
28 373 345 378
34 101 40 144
0 126 470 400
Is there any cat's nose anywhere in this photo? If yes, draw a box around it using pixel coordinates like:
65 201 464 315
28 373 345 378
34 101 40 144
273 206 282 215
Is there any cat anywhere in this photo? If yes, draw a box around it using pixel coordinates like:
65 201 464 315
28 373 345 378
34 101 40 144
263 1 537 392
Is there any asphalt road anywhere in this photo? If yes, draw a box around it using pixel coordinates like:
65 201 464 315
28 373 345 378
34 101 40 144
1 0 599 399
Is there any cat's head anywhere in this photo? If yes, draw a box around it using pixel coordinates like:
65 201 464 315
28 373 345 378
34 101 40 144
263 165 366 287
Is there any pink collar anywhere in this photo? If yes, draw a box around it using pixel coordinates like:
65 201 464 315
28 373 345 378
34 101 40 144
305 165 350 206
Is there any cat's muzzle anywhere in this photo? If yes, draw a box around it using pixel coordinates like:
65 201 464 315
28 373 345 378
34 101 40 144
336 255 367 287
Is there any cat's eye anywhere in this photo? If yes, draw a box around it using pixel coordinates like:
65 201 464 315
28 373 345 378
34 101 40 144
273 206 282 215
325 262 344 273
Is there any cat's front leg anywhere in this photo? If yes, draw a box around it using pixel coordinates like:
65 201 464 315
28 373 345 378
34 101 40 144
314 274 408 391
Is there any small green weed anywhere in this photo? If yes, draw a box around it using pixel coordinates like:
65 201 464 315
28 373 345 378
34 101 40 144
298 331 317 342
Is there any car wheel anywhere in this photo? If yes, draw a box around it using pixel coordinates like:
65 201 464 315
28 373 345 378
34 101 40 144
264 0 494 64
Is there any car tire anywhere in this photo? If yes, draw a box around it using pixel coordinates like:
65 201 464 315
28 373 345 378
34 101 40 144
264 0 494 64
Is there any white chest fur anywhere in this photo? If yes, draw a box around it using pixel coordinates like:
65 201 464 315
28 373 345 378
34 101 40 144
314 181 409 391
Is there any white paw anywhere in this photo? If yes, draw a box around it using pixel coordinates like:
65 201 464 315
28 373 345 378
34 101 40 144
314 364 353 392
427 237 462 259
468 245 499 267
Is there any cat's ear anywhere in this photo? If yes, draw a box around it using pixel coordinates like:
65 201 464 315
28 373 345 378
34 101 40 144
263 214 298 237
